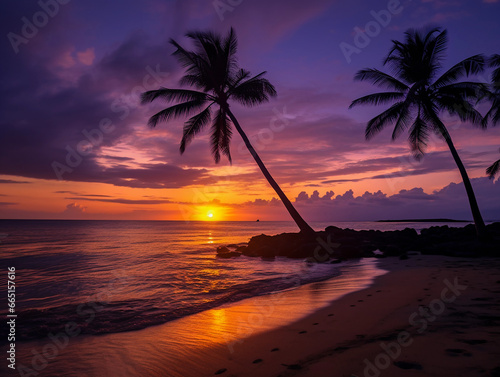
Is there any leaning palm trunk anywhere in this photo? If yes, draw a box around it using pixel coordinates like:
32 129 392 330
437 123 488 238
227 109 315 235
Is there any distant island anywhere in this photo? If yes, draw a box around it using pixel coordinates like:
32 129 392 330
377 218 471 223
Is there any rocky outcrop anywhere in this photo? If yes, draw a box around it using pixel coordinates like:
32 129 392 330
215 222 500 261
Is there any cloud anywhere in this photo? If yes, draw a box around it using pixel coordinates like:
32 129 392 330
77 48 95 66
231 177 500 221
64 197 172 205
63 202 87 215
0 179 30 184
0 0 497 201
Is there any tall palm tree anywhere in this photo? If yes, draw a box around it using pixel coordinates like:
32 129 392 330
350 27 489 238
141 28 314 235
485 54 500 179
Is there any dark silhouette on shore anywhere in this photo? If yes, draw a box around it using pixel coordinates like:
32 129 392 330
217 222 500 260
349 27 489 239
141 28 314 235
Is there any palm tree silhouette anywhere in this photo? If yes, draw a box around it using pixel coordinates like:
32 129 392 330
485 54 500 179
141 28 314 235
350 27 488 238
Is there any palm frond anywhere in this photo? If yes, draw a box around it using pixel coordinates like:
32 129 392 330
147 99 206 128
349 92 405 108
436 95 485 127
230 72 277 106
365 102 405 140
178 74 206 90
171 36 216 92
354 69 409 91
435 82 488 99
170 39 203 73
483 95 500 126
408 113 429 159
489 54 500 86
384 28 446 84
228 68 251 89
223 27 239 82
141 88 209 104
391 100 413 140
432 55 486 88
210 109 232 163
423 29 447 75
486 159 500 179
180 105 213 154
220 110 233 164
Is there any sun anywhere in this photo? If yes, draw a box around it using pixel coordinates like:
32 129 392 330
207 211 214 219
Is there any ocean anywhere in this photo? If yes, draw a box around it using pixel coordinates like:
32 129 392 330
0 219 471 343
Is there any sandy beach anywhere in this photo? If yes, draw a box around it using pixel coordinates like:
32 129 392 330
211 255 500 377
10 254 500 377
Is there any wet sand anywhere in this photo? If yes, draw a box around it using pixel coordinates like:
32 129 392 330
8 255 500 377
213 255 500 377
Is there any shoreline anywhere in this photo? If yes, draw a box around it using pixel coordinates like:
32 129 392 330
9 254 500 376
8 258 385 377
209 255 500 377
6 254 500 376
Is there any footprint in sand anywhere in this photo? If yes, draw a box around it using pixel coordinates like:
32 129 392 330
358 299 364 302
252 358 263 364
458 339 487 345
367 294 372 297
446 348 473 357
271 348 280 352
299 330 307 334
350 305 356 307
282 364 302 370
393 361 422 370
313 322 319 325
376 290 382 292
214 368 227 375
328 313 334 316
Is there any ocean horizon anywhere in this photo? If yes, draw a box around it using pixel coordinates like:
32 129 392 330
0 219 478 343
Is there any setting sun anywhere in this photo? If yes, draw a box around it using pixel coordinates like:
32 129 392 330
207 211 214 219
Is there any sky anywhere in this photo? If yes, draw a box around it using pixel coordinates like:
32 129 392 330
0 0 499 223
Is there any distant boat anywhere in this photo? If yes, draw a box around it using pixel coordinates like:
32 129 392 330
256 219 260 222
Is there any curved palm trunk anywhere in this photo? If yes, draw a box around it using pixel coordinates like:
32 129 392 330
438 124 488 239
227 109 315 235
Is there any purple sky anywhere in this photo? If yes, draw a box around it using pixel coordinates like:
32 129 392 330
0 0 499 222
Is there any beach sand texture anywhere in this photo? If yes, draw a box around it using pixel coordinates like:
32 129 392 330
217 255 500 377
14 255 500 377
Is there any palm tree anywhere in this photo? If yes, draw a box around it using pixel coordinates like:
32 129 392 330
485 54 500 179
141 28 314 235
350 27 489 238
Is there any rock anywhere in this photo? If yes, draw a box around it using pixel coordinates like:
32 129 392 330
216 251 241 258
215 222 500 260
216 246 230 254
